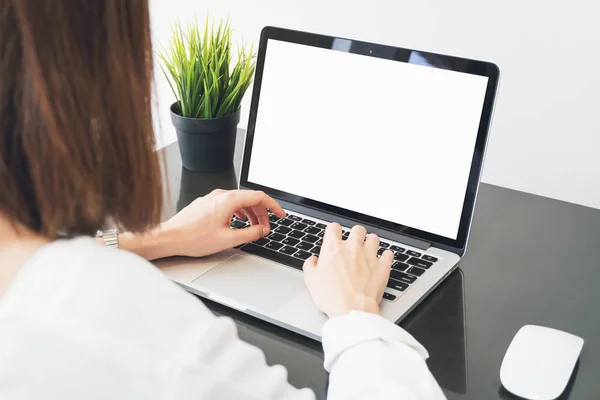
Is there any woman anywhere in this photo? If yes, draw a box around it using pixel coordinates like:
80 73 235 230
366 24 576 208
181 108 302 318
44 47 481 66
0 1 445 399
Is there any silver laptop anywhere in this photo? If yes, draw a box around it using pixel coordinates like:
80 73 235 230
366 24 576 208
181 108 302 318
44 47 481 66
155 27 499 341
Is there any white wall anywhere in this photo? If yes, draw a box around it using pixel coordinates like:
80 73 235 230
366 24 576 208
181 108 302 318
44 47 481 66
150 0 600 210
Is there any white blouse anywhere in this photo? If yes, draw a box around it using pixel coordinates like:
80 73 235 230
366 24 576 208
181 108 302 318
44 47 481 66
0 238 445 399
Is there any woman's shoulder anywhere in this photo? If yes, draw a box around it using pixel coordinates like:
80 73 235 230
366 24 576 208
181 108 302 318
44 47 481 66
0 237 222 398
10 236 169 294
1 237 216 348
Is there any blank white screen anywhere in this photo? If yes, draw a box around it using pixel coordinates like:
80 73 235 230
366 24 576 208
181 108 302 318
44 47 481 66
248 39 489 239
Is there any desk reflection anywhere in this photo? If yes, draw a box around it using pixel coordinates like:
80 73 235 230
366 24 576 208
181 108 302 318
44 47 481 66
176 166 238 212
402 269 468 395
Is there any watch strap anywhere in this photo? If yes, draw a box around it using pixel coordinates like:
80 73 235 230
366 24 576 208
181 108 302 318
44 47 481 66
99 228 119 249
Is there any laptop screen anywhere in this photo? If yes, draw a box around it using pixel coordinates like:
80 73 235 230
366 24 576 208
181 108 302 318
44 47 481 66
246 38 490 241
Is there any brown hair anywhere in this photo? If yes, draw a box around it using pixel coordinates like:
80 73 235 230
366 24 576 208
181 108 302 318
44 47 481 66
0 0 162 238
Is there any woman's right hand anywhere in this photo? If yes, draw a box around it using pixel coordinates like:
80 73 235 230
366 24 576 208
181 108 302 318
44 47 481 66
303 223 395 318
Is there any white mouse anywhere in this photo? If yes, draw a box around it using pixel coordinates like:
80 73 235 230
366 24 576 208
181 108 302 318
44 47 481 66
500 324 584 400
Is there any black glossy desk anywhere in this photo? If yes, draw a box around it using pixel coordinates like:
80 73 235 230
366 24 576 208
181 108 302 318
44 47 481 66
159 130 600 399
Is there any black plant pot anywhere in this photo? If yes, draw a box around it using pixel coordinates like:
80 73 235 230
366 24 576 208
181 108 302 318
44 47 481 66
170 102 241 172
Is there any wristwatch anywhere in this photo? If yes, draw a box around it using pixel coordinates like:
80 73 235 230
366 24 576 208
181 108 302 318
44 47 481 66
96 228 119 248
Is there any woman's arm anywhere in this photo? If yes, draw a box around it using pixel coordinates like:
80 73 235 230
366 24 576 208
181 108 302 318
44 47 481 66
323 312 446 399
95 225 178 260
117 226 179 261
115 189 285 260
303 224 446 399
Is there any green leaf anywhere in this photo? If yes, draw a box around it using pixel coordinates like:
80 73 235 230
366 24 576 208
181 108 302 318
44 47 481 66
156 15 256 118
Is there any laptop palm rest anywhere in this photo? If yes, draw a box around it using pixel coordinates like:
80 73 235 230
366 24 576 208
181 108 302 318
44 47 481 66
191 254 305 314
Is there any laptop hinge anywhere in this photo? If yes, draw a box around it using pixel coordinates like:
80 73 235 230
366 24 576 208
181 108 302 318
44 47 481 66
274 198 432 251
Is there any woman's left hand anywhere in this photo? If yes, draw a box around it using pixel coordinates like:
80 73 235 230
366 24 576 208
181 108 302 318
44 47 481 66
118 189 286 260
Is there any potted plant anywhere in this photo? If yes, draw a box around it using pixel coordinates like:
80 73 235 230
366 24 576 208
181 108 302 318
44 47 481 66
159 18 255 171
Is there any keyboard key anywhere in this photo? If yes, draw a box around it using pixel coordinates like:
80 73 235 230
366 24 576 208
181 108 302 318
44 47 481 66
231 220 246 229
422 255 438 262
392 261 409 271
253 237 269 246
390 245 405 252
380 242 390 248
282 237 300 246
267 233 286 242
278 218 294 227
342 236 348 241
407 266 426 276
407 258 433 269
390 270 417 284
274 226 292 235
383 292 397 301
291 222 308 230
269 214 280 223
387 279 409 292
342 231 349 237
311 246 321 255
305 226 321 235
377 248 386 256
317 230 324 237
288 215 302 221
296 241 314 251
240 243 303 270
303 234 319 243
266 241 284 250
288 230 306 239
294 250 312 260
316 239 323 246
406 250 422 257
316 223 327 229
394 252 409 262
302 219 316 225
280 246 298 255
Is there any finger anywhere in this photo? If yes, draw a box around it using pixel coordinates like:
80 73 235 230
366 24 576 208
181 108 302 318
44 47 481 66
242 207 259 225
377 251 393 297
379 250 394 270
302 255 318 272
323 223 342 248
208 188 226 198
302 256 318 285
349 225 367 246
270 200 287 218
225 190 286 218
364 233 380 255
252 205 271 230
233 210 246 220
225 224 267 248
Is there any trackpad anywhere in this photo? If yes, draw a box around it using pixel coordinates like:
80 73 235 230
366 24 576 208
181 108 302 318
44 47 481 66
191 254 305 314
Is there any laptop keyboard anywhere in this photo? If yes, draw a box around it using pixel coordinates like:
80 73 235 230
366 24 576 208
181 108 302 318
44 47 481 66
231 211 439 302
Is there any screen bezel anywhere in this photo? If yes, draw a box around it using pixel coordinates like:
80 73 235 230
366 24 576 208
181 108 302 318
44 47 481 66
240 26 499 252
